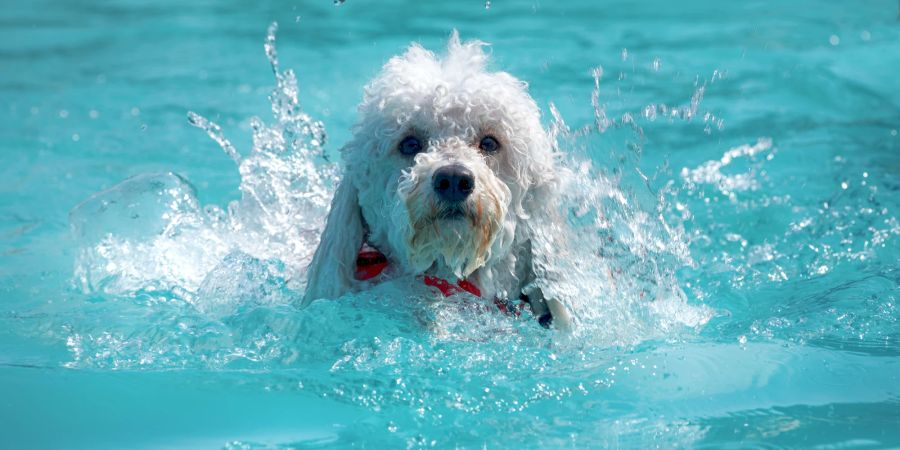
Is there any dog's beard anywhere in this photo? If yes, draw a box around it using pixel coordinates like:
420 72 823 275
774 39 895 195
394 172 510 279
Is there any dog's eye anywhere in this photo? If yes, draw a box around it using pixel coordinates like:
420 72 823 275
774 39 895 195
398 136 423 156
478 135 501 153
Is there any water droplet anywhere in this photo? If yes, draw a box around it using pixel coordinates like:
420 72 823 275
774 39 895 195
620 48 628 61
738 335 747 346
30 106 39 115
333 0 345 5
484 0 491 9
130 107 141 116
651 57 661 71
72 133 80 142
59 109 69 119
141 124 148 131
829 35 840 46
89 110 99 119
891 129 897 136
841 181 848 190
860 30 871 41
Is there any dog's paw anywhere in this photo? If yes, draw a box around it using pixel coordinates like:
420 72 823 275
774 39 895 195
522 291 573 331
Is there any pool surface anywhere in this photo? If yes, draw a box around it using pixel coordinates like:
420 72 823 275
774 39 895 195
2 1 899 448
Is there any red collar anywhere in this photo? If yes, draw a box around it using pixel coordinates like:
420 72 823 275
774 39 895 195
422 275 481 297
355 244 480 297
354 246 389 281
354 244 521 316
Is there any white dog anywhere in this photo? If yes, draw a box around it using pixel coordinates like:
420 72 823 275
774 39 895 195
303 32 571 329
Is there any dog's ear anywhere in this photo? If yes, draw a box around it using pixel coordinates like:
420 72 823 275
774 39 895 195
302 178 364 305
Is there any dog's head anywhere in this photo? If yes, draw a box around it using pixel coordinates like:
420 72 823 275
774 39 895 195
305 32 557 300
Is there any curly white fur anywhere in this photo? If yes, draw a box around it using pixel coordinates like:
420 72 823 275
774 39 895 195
304 31 571 329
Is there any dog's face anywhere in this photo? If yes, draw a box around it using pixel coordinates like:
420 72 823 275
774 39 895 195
342 33 555 279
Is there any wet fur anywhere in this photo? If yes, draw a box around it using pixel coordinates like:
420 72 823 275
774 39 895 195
303 31 572 329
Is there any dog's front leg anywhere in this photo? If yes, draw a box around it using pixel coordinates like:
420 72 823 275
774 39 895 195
521 284 572 331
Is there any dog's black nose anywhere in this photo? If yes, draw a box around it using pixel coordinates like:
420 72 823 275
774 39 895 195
432 164 474 203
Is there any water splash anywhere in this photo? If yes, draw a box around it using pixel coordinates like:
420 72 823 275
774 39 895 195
680 138 773 201
540 69 717 341
71 22 337 304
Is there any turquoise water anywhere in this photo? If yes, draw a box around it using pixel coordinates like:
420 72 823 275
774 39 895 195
2 0 900 448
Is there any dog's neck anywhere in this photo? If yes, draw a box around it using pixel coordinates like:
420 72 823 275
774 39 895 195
424 259 481 285
362 216 478 280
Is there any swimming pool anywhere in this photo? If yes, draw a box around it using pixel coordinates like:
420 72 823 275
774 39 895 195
2 0 899 448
